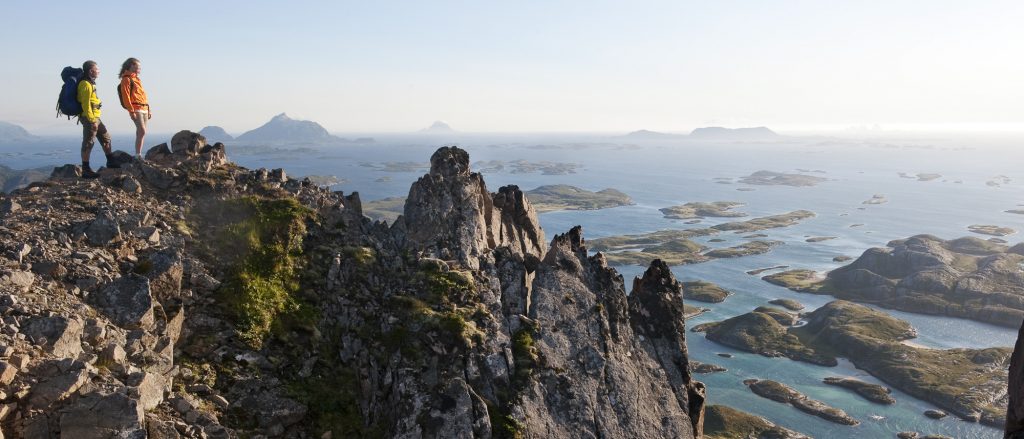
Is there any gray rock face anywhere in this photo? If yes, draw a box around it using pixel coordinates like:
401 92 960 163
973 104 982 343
403 146 545 269
630 259 706 434
91 274 155 330
59 392 145 439
1007 321 1024 437
519 227 702 438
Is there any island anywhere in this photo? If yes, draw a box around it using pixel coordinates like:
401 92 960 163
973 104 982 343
863 194 888 205
738 171 827 187
524 185 634 213
823 377 895 404
696 300 1010 426
744 379 859 426
682 281 731 303
198 125 234 142
768 298 804 311
898 172 942 181
362 196 406 223
0 121 37 144
420 120 455 133
746 265 788 275
624 129 683 139
763 235 1024 328
590 210 814 266
601 239 781 266
691 306 831 366
236 113 339 144
303 175 344 188
689 126 780 141
703 405 810 439
968 224 1016 237
689 361 727 374
659 201 746 219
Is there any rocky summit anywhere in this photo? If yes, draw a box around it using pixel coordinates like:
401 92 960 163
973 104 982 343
0 133 704 438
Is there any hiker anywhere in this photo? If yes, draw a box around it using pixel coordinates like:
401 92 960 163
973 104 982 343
77 60 117 178
118 57 151 159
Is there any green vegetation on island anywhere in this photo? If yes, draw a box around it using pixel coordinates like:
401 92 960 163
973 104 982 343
363 196 406 223
524 184 634 213
968 224 1016 237
823 377 895 404
765 235 1024 328
703 405 810 439
768 298 804 311
739 170 827 187
682 281 731 303
590 210 814 266
659 201 746 219
744 379 859 426
696 300 1011 426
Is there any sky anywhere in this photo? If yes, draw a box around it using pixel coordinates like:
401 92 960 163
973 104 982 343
2 1 1023 135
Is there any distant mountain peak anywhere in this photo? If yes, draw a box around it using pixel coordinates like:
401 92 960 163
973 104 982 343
0 121 36 144
421 120 455 133
625 129 682 139
689 126 779 140
198 126 234 142
236 113 336 143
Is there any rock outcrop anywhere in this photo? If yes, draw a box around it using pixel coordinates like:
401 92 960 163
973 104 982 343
0 139 704 438
773 235 1024 328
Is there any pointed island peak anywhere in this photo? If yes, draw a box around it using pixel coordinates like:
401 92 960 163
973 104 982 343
421 120 455 133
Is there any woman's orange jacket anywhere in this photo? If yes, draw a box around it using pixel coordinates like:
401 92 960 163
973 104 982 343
118 73 149 112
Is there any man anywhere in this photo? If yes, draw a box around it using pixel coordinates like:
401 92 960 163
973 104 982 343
77 60 118 178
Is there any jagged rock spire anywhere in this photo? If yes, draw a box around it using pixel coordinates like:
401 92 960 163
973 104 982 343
401 146 545 269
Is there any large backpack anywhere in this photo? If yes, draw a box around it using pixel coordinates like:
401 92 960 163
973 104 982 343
117 76 135 110
57 66 83 119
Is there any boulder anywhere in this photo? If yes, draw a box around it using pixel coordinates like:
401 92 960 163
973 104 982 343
128 371 167 411
22 316 83 358
140 250 183 301
28 363 89 409
49 164 81 179
146 415 181 439
171 130 206 156
59 391 145 439
91 274 155 330
85 210 122 246
122 175 142 194
0 361 15 385
4 270 34 293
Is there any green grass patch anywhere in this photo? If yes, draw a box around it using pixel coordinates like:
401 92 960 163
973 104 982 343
190 195 315 348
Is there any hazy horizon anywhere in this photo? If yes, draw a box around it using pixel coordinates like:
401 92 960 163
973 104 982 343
3 1 1022 137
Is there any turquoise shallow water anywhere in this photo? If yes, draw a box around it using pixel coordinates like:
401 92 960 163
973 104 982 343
5 133 1023 438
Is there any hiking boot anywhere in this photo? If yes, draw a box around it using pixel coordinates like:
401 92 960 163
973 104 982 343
81 168 99 179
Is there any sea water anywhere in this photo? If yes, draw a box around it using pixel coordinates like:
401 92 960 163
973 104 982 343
5 132 1023 438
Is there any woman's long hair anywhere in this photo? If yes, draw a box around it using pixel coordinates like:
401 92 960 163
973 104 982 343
119 58 140 78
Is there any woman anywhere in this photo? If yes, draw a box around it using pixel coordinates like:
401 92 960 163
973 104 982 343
118 58 151 159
